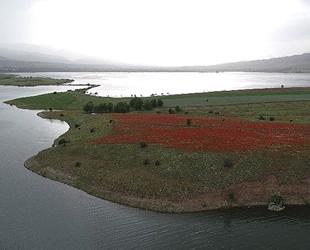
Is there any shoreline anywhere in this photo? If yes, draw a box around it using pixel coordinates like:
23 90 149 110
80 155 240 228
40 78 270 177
24 155 310 213
16 86 310 213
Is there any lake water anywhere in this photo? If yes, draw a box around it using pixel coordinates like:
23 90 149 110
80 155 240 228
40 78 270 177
18 71 310 97
1 72 310 249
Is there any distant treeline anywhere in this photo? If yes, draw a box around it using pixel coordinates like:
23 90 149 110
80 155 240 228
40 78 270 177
83 97 164 114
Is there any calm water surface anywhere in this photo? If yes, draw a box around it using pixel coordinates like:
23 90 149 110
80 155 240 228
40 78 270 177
1 73 310 249
18 71 310 97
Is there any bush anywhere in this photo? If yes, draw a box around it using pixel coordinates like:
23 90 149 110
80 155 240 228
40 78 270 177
58 138 69 145
259 115 265 120
139 141 148 148
155 160 160 166
75 161 81 167
269 117 275 121
90 128 95 133
168 109 175 114
143 159 150 165
269 192 284 206
224 158 233 168
228 191 235 201
187 118 191 127
175 105 181 112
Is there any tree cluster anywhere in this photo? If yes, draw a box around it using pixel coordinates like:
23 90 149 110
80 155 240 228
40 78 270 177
83 98 163 114
129 97 163 111
83 101 128 114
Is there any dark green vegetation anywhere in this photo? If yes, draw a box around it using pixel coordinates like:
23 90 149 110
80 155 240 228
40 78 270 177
82 97 164 114
0 74 74 86
7 86 310 212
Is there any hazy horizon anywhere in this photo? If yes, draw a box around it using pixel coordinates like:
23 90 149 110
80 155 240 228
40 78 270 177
1 0 310 66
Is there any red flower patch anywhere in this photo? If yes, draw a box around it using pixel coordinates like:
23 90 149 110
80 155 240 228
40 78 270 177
94 113 310 152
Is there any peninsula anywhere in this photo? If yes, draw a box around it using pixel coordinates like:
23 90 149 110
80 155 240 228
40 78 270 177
5 80 310 212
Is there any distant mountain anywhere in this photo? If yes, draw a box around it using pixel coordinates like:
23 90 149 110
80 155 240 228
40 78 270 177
0 43 309 73
181 53 310 73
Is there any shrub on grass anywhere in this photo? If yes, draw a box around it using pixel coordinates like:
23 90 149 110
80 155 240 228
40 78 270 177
58 138 69 145
228 191 235 201
143 159 150 165
259 115 265 120
155 160 160 166
175 105 181 112
224 157 233 168
269 192 284 206
75 161 81 167
187 118 191 127
139 141 148 148
269 117 275 121
168 109 175 114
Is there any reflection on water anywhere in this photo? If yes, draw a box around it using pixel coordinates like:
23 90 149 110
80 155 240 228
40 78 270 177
18 71 310 97
1 75 310 249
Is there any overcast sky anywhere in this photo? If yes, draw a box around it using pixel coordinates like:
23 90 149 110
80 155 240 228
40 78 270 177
1 0 310 66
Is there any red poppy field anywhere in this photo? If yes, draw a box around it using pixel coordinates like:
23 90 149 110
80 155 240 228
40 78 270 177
95 113 310 152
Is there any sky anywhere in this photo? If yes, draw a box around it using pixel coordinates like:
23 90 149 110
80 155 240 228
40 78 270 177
1 0 310 66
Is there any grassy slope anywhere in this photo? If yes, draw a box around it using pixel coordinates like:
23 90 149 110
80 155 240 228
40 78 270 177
6 87 310 212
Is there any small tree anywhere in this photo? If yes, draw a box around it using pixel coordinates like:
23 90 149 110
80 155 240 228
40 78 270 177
144 100 153 110
157 99 164 107
130 97 144 110
151 99 157 107
83 101 94 113
114 102 130 113
107 103 114 113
